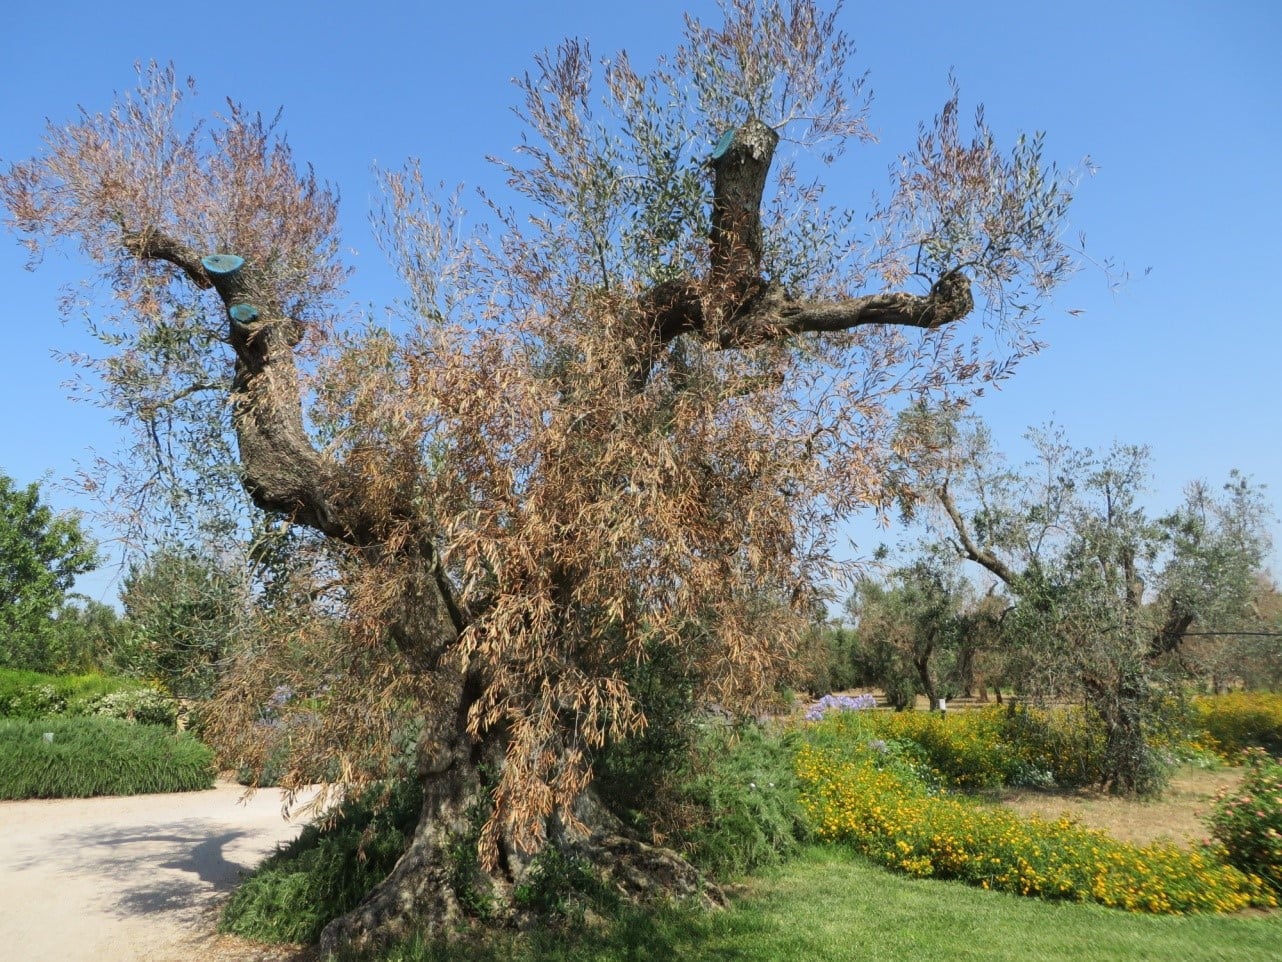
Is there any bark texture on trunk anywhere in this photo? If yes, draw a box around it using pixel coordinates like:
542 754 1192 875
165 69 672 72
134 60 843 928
1082 669 1158 795
318 692 487 956
319 722 723 958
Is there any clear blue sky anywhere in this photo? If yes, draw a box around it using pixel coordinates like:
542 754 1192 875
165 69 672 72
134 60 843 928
2 0 1279 604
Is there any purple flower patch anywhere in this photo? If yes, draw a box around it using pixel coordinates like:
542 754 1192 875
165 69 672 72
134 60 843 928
805 692 876 721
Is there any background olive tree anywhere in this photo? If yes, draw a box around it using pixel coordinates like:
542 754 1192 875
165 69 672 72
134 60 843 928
895 409 1273 793
114 544 250 697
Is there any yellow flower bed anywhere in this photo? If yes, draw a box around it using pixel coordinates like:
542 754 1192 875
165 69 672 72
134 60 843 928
1194 692 1282 760
824 704 1106 791
796 741 1276 914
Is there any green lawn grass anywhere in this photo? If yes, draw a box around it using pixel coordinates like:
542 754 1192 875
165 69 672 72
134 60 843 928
362 847 1282 962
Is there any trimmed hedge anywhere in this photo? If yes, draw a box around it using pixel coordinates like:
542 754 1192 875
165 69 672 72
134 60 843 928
0 716 215 798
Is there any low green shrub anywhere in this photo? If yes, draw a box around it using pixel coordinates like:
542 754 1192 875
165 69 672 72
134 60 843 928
0 716 215 798
662 724 809 877
1194 692 1282 760
514 845 615 921
796 724 1275 914
220 779 422 944
995 703 1109 789
0 669 54 708
1205 748 1282 893
0 668 151 719
84 687 180 728
806 703 1107 792
5 683 67 720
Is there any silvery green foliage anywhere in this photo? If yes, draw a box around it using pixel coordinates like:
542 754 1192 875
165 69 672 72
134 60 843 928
87 687 180 728
899 407 1274 794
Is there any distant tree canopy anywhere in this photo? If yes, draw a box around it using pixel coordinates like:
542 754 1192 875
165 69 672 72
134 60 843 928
892 409 1274 793
0 1 1085 950
0 472 99 671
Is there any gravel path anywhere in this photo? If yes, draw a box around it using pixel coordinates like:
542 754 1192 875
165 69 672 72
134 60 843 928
0 781 325 962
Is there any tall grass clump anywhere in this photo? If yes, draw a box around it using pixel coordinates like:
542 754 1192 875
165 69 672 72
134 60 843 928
0 716 214 797
221 779 423 944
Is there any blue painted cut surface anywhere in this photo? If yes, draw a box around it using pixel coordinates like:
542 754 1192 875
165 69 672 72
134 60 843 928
201 253 245 275
229 303 260 323
711 128 735 160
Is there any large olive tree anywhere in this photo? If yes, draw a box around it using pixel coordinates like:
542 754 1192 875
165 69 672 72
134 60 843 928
2 1 1078 951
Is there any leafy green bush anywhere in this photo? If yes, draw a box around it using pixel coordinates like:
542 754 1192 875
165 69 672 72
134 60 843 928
791 625 862 695
514 845 615 921
593 641 699 829
1194 692 1282 760
1205 749 1282 893
5 683 66 719
0 716 214 798
994 703 1108 789
84 687 180 728
797 724 1275 914
0 668 151 719
808 704 1103 792
663 724 809 877
220 779 422 944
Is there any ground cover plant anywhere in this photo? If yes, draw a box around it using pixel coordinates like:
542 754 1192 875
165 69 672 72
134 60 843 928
0 668 151 719
223 723 808 945
221 694 1281 957
342 849 1282 962
221 779 424 944
0 716 214 798
808 700 1106 791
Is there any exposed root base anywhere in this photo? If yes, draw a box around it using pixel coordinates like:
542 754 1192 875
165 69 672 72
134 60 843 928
317 785 723 959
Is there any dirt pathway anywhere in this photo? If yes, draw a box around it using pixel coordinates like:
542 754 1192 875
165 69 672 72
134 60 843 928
0 781 324 962
993 766 1243 847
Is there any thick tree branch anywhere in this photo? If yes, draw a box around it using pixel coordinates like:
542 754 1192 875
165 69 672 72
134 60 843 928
636 268 973 353
121 230 214 289
709 116 778 285
123 225 465 669
938 479 1021 587
629 116 974 380
121 226 363 540
1150 607 1196 660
